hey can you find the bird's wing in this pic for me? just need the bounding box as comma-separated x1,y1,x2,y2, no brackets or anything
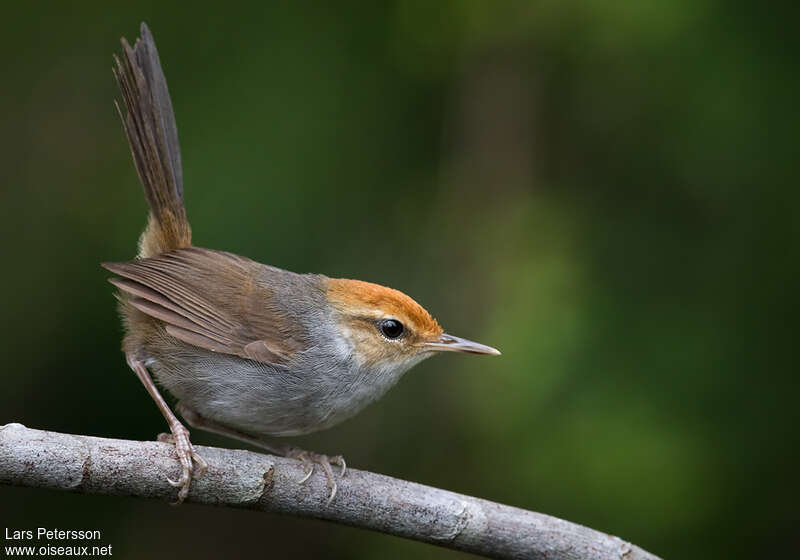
103,247,309,364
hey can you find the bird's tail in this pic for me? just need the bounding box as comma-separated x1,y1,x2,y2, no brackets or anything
113,22,190,258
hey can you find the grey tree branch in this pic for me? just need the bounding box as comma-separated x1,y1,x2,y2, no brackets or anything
0,423,660,560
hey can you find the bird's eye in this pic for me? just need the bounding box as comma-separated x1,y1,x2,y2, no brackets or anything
378,319,404,339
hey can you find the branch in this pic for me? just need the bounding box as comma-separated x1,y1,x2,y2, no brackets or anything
0,423,659,560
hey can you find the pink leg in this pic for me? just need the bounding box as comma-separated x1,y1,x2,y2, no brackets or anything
177,403,345,503
126,354,207,503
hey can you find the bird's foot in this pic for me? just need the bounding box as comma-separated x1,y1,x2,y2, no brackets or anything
157,424,208,504
285,447,346,504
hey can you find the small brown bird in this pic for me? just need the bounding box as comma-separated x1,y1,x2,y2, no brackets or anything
104,23,499,504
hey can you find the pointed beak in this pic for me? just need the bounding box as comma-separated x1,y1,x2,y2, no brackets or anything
422,333,501,356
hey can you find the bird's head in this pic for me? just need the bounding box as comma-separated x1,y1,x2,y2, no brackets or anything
326,278,499,374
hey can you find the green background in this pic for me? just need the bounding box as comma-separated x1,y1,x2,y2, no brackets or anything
1,2,797,558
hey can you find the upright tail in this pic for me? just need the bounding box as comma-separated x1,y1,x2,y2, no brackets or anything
113,22,191,258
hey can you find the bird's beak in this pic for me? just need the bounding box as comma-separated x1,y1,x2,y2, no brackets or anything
422,333,501,356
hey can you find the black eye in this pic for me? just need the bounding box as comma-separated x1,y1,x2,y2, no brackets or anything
379,319,404,339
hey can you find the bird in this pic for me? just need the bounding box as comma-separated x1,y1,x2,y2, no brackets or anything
104,22,500,504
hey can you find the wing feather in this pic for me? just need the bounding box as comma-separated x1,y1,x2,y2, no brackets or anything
103,247,306,364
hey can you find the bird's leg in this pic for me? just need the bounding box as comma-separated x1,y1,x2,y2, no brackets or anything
281,448,346,503
126,355,207,504
176,403,345,503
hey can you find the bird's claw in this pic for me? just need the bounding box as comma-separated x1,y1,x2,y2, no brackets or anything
296,456,315,484
287,448,346,504
331,455,346,478
158,425,207,504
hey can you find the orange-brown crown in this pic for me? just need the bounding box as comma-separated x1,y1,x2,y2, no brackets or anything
326,278,442,340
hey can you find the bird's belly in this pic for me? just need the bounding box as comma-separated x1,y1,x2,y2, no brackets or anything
149,350,400,437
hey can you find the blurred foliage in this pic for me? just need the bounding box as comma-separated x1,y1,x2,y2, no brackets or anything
1,1,797,559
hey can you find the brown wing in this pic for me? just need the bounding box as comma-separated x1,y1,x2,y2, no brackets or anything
103,247,307,364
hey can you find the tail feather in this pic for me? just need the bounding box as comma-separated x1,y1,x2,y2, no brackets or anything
114,22,190,257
